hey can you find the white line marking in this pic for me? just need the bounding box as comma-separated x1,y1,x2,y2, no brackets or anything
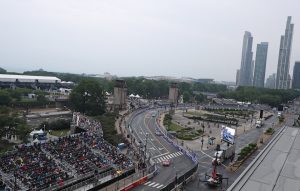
152,183,160,188
157,185,164,189
144,181,151,185
148,182,156,186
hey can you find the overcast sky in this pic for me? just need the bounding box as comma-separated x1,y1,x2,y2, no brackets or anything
0,0,299,81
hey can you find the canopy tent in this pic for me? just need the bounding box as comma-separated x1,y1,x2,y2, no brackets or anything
30,129,44,136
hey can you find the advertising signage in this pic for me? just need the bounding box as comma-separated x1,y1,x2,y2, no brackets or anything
221,125,235,144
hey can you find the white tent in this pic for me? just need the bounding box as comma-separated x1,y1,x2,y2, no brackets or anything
32,138,40,143
30,129,44,136
129,94,135,98
135,94,140,98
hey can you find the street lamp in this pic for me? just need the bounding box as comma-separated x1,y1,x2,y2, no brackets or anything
142,133,149,176
201,123,205,150
83,91,88,114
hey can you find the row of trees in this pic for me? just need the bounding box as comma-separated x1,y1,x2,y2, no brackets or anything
0,106,30,142
0,88,49,107
218,86,300,107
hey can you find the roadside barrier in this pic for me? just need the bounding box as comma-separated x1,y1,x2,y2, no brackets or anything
118,176,148,191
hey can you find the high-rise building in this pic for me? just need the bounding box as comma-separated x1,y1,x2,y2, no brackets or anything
292,62,300,89
236,69,240,86
238,31,253,86
265,73,276,89
253,42,269,87
276,16,294,89
250,60,255,85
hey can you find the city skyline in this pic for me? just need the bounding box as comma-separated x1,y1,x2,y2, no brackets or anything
0,1,300,81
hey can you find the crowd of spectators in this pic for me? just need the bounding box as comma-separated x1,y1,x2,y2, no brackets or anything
0,144,71,191
0,113,134,191
42,133,110,175
73,112,103,134
81,132,134,170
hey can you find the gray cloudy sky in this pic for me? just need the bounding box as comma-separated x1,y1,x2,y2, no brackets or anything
0,0,299,81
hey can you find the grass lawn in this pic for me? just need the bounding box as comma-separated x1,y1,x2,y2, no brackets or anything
186,111,201,116
168,122,183,132
50,129,70,137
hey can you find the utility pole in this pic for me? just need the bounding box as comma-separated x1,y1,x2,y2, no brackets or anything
143,133,149,176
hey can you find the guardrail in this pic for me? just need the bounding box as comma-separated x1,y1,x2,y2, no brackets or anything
154,112,198,163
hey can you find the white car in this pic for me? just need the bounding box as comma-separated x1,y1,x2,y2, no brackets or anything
278,112,282,117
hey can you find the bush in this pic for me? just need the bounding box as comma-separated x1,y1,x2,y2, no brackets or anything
237,143,257,161
40,119,71,131
265,128,274,134
279,116,285,123
93,113,124,146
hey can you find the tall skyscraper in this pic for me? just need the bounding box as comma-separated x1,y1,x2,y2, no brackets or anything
276,16,294,89
292,62,300,89
253,42,269,87
265,73,276,89
238,31,253,86
250,60,255,85
236,69,240,86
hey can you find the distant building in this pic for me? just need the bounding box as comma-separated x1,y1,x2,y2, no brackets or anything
113,80,127,110
265,73,276,89
292,62,300,89
169,82,179,105
253,42,269,87
238,31,254,86
250,60,255,85
236,69,240,86
0,74,61,89
276,16,294,89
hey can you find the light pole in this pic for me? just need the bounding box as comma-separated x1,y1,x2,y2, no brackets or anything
201,123,205,150
143,133,149,176
83,91,88,115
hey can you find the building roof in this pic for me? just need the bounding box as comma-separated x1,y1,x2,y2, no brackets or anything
228,126,300,191
0,74,61,83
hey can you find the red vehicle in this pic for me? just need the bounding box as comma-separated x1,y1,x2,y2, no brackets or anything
162,159,171,166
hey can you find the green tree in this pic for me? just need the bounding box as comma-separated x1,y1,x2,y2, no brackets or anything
195,93,206,103
0,90,11,106
70,79,106,115
183,91,192,103
0,106,30,141
0,67,7,74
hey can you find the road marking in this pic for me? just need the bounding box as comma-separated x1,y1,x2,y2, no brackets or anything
144,181,151,185
148,182,156,186
157,185,164,189
154,151,184,163
152,183,160,188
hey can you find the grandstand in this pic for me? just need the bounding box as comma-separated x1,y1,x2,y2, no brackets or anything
0,74,62,89
0,113,135,191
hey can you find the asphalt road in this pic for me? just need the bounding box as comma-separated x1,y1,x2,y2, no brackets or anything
129,109,195,191
185,113,280,191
